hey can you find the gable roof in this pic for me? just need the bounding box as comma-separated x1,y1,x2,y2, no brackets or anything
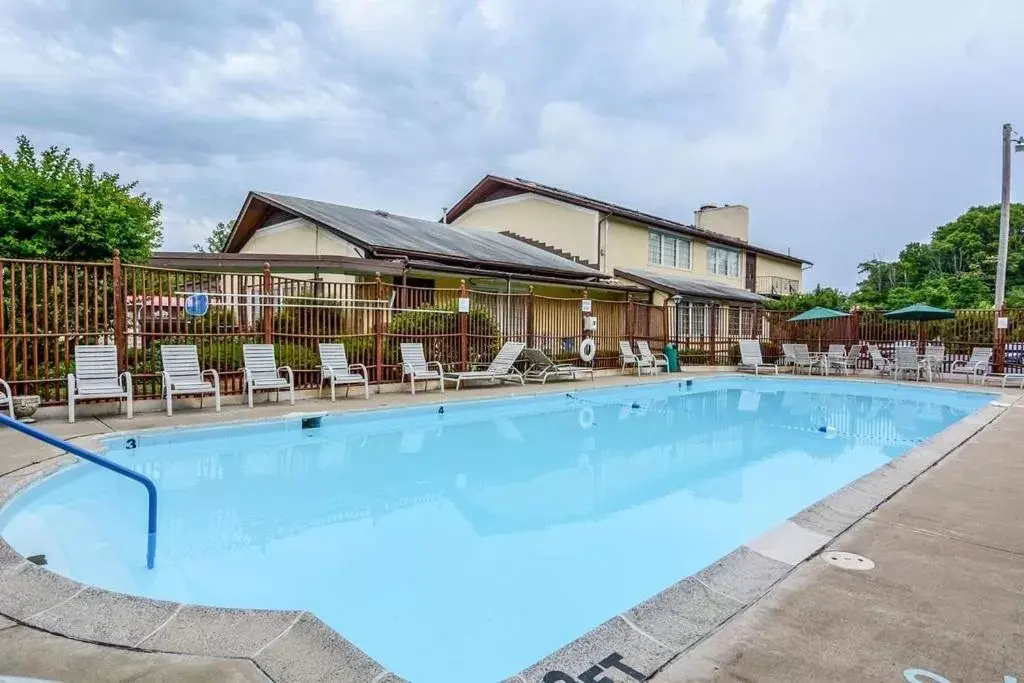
445,175,810,266
614,267,767,303
224,191,609,280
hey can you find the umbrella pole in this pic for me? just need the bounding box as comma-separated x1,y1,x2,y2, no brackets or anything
917,321,925,354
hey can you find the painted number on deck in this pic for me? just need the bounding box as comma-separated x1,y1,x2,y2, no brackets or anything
543,653,643,683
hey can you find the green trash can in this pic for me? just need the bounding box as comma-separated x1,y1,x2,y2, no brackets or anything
664,343,680,373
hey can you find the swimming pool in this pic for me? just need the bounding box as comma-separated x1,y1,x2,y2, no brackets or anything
0,377,992,682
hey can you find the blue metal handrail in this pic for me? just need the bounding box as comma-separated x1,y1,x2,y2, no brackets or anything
0,415,157,569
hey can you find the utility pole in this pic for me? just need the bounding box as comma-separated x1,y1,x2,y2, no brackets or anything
995,123,1012,308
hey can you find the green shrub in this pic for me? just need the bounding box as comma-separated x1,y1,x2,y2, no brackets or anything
677,346,709,365
386,302,500,367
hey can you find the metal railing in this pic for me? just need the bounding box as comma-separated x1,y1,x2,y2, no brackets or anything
0,414,157,569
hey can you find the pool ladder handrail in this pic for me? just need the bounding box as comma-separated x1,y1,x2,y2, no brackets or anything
0,414,157,569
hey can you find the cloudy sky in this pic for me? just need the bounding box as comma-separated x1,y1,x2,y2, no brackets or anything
1,0,1021,289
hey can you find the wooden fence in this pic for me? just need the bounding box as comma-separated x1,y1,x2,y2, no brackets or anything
1,254,1020,405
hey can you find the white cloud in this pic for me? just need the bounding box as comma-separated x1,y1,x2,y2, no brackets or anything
466,73,507,125
314,0,444,63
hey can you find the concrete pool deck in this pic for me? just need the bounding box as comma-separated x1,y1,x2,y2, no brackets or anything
0,371,1019,682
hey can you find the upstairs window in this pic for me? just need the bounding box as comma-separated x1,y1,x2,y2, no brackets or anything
648,231,692,269
707,246,740,277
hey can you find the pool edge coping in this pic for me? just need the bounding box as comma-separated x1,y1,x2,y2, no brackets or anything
0,378,1014,683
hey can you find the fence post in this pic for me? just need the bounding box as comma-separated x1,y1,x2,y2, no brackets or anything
708,304,718,366
262,262,273,345
660,297,667,348
995,307,1007,374
459,279,469,371
112,250,127,373
627,294,635,346
374,273,384,385
526,286,535,348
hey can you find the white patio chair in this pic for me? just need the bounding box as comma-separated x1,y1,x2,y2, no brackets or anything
792,344,825,375
400,343,444,394
159,344,220,416
318,343,369,400
0,378,13,419
738,339,778,375
868,344,893,377
781,343,798,367
619,340,652,375
636,340,669,373
444,341,526,390
242,344,295,407
67,345,132,423
522,348,594,383
827,344,847,367
949,347,992,384
830,344,860,375
893,347,922,381
922,344,946,381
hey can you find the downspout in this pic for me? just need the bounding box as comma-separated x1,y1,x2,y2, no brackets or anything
597,212,613,274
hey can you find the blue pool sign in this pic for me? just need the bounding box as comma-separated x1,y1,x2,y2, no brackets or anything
184,293,209,317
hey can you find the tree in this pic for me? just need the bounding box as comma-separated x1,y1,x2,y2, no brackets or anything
850,203,1024,310
763,286,850,312
193,220,234,253
0,135,162,262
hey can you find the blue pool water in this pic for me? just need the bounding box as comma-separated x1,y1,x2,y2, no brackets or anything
0,377,991,681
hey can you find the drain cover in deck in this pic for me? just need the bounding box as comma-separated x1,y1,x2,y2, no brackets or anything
823,551,874,571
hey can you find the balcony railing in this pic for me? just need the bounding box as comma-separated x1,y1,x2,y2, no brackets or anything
753,275,800,297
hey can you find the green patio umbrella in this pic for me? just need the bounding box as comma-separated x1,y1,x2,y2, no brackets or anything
788,307,851,351
882,303,955,321
787,307,851,322
884,303,955,352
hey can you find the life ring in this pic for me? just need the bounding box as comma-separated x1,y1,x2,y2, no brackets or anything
578,406,595,429
579,338,597,363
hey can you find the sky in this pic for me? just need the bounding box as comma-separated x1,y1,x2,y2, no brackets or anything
1,0,1022,290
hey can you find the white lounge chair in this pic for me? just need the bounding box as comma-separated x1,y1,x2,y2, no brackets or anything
67,345,132,423
792,344,825,375
318,343,369,400
781,343,798,370
400,343,444,394
738,339,778,375
893,347,921,381
636,340,669,373
921,344,946,381
522,348,594,383
242,344,295,407
868,344,892,377
949,347,992,384
159,344,220,416
443,341,526,390
830,344,860,375
619,341,653,375
0,378,13,419
827,344,847,367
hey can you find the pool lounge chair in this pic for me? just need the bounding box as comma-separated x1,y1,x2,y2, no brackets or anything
636,340,669,373
619,341,653,375
242,344,295,408
827,344,847,368
949,347,992,384
921,344,946,381
893,347,922,381
159,344,221,416
781,343,798,370
792,344,825,375
830,344,861,375
400,343,444,394
868,344,892,377
67,345,133,423
522,348,594,383
443,341,526,390
0,378,13,419
318,342,369,400
738,339,778,375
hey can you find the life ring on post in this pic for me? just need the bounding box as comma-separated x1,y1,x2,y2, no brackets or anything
578,406,595,429
579,338,597,363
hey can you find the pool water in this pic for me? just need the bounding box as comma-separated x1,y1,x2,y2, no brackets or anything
0,377,991,682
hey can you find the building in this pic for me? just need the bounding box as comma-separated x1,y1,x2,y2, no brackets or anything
444,175,810,301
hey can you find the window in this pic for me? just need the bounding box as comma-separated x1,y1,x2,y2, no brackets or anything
648,231,691,269
707,246,740,277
